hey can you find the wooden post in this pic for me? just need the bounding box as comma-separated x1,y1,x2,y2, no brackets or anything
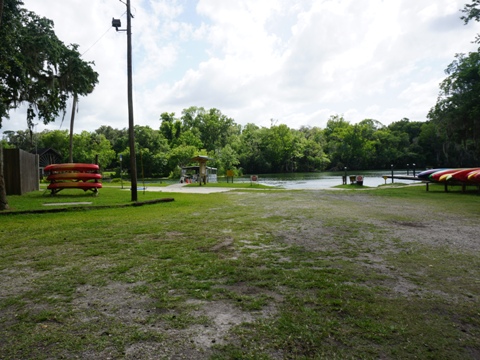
0,145,10,210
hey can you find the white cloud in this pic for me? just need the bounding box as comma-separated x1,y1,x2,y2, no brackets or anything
3,0,480,136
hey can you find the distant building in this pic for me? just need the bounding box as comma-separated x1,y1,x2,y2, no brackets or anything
32,148,63,176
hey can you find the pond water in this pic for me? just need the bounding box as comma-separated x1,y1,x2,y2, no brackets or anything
234,170,422,189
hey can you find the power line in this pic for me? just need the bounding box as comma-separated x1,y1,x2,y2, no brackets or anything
81,25,114,56
81,10,127,56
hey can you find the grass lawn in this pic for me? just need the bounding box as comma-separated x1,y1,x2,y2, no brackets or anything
1,184,479,359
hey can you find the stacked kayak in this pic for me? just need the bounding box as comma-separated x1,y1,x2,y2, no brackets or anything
417,168,480,184
45,163,102,194
417,169,446,180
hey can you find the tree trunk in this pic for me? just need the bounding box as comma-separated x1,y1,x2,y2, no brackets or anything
69,93,77,163
0,144,10,210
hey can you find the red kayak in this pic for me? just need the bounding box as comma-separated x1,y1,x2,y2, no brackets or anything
448,168,480,182
47,172,102,181
429,169,461,182
47,182,102,190
45,163,99,173
467,170,480,183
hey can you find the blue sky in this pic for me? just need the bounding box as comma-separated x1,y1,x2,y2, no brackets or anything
4,0,480,135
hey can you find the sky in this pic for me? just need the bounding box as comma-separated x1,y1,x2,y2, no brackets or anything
4,0,480,135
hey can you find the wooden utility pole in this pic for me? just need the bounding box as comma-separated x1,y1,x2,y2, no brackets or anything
126,0,137,201
112,0,137,201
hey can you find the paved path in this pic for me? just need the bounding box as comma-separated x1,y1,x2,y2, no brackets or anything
141,183,234,194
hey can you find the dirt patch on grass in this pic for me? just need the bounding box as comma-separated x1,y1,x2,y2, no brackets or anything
67,281,278,359
2,188,479,359
248,190,479,252
256,190,480,302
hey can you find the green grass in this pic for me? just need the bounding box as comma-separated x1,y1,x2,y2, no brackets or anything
5,187,172,212
1,185,479,358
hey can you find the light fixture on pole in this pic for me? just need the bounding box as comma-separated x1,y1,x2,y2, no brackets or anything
112,0,138,201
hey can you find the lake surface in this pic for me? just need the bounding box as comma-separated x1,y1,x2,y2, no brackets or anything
236,170,422,189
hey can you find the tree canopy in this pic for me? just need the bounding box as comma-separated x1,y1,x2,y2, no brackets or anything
3,111,453,180
426,0,480,166
1,1,97,128
0,0,98,210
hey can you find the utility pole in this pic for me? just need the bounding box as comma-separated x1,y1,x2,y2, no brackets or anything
126,0,137,201
113,0,137,201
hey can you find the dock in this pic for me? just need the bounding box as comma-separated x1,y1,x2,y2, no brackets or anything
382,175,421,182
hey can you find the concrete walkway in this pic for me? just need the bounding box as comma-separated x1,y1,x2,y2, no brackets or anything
141,183,234,194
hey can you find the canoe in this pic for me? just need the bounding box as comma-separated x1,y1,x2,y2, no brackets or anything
47,172,102,181
44,163,99,173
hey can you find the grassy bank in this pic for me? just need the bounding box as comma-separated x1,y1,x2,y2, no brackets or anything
1,186,479,359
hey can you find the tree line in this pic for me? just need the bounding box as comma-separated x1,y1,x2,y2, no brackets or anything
2,106,477,178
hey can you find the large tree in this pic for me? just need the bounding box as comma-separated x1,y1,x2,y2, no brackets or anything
427,51,480,166
422,1,480,167
180,106,237,152
0,0,98,210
